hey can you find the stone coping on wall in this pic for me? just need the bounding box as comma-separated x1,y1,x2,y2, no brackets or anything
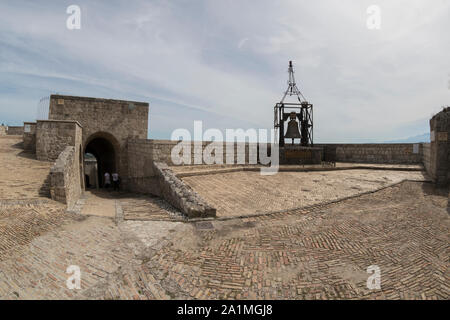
171,163,424,178
50,94,149,106
142,139,265,145
146,140,424,145
36,119,83,128
316,143,426,146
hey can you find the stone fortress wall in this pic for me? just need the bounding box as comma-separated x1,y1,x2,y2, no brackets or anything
428,107,449,186
36,120,83,162
48,95,149,189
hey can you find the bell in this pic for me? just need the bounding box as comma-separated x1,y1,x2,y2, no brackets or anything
284,113,301,140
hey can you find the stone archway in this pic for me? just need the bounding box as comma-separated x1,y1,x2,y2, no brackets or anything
84,132,120,188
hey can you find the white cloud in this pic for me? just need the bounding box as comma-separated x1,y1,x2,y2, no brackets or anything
0,0,449,141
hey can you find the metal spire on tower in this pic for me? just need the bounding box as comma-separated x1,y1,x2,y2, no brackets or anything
280,61,307,103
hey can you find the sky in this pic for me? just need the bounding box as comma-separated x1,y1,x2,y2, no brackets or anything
0,0,449,142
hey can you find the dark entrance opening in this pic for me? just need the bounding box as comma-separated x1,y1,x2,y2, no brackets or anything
84,134,117,188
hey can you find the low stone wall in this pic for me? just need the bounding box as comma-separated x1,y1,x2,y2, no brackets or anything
6,126,24,135
49,146,82,209
0,125,6,136
153,162,216,218
318,143,423,164
36,120,82,161
23,122,37,153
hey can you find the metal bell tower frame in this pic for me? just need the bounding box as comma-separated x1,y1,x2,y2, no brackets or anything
274,61,313,147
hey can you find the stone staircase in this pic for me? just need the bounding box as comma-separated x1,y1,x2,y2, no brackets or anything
39,173,51,198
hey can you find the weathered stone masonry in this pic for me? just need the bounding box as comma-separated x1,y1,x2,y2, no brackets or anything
23,122,36,153
50,146,83,209
422,143,431,178
318,143,423,164
428,107,449,186
48,94,149,189
35,120,84,208
36,120,83,162
6,126,23,135
153,162,216,218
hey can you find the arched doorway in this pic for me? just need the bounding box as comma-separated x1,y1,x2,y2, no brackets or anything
84,132,119,189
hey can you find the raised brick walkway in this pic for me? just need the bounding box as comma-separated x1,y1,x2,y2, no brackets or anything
182,169,427,218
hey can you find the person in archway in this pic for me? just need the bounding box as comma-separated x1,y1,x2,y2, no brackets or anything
104,172,111,189
112,172,120,191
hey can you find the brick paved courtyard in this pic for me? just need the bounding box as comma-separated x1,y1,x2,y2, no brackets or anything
0,136,448,300
0,180,447,299
136,181,449,300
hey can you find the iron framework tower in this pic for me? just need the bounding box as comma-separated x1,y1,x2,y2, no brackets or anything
274,61,313,147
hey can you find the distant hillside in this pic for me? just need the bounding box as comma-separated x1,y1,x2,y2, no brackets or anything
384,133,430,143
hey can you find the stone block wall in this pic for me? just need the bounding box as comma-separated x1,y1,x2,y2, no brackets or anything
153,162,216,218
36,120,82,161
49,146,83,209
127,139,272,194
23,122,37,153
422,143,431,178
6,126,24,135
0,125,6,136
49,95,148,142
149,140,268,165
48,94,149,188
317,143,423,164
429,107,449,186
127,139,159,195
